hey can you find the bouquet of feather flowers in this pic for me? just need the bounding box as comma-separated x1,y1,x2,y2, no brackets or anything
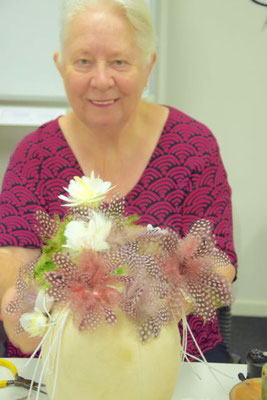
6,172,234,400
7,171,232,344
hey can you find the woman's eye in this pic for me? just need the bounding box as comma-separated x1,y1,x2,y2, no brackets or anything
77,59,90,66
114,60,126,67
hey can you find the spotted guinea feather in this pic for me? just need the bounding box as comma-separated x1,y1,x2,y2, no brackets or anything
52,253,77,281
79,307,102,331
34,210,59,240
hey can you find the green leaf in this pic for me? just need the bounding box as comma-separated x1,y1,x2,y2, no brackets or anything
34,216,71,282
114,267,124,275
124,214,140,226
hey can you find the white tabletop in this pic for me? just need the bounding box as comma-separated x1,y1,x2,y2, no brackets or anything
0,358,246,400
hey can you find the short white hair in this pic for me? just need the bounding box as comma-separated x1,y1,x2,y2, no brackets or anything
59,0,155,64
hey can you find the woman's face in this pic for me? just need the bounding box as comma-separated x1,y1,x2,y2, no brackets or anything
55,6,156,131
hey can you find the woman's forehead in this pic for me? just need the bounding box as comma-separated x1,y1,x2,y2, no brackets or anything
65,7,136,44
63,8,141,56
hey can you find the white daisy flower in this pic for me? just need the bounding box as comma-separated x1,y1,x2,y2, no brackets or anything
58,172,114,207
64,211,112,252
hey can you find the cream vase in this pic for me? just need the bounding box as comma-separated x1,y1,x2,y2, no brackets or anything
42,310,181,400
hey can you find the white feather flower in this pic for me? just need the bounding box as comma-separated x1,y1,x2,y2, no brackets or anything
58,172,113,207
64,212,112,252
20,291,53,337
20,312,48,337
147,224,168,234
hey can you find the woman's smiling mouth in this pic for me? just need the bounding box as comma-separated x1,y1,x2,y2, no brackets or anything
89,99,118,107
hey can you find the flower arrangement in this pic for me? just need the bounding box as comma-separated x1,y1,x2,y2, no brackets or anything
7,171,232,344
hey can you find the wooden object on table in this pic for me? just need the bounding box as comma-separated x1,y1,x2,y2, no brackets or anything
262,363,267,400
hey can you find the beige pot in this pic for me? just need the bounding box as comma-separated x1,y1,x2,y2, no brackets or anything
42,310,181,400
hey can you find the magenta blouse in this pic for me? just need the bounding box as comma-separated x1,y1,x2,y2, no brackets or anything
0,106,237,358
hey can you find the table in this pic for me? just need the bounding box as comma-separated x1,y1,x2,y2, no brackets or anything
0,358,246,400
173,362,246,399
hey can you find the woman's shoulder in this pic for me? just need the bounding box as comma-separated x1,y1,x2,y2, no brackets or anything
163,105,220,153
10,118,63,163
165,106,212,134
19,118,62,146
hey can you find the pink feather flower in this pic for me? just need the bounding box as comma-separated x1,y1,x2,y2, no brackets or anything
46,250,122,330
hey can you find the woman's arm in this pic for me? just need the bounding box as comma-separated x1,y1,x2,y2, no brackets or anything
216,263,236,284
180,120,238,274
0,246,41,353
0,247,40,305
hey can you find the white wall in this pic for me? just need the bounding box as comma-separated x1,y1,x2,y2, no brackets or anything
156,0,267,316
0,0,65,102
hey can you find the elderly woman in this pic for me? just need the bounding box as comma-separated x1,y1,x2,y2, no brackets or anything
0,0,236,362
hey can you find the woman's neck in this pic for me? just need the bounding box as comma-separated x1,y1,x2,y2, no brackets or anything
64,101,149,156
58,102,168,185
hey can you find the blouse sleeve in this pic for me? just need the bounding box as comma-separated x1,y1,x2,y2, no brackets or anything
0,134,45,248
180,128,237,270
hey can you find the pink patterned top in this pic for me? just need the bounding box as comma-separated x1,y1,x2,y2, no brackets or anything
0,106,237,358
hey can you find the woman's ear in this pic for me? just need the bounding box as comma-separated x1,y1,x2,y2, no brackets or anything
151,52,157,69
53,52,63,76
146,52,157,79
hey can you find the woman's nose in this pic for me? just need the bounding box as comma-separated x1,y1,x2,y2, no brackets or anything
90,64,115,91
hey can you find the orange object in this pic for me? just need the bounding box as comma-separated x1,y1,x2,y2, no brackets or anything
229,378,261,400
